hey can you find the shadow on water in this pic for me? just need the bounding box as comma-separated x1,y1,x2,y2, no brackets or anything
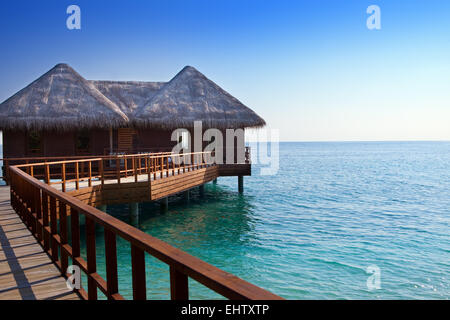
109,184,255,242
75,182,258,299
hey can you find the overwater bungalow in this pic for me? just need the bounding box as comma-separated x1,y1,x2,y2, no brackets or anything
0,63,268,212
0,63,265,159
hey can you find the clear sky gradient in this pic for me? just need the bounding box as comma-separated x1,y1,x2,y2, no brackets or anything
0,0,449,141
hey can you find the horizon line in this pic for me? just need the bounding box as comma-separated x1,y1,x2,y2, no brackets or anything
265,139,450,143
0,140,450,145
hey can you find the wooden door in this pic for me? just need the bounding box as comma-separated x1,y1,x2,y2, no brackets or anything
117,128,136,153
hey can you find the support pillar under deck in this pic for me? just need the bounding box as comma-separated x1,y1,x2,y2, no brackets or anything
160,197,168,211
130,202,140,226
238,176,244,194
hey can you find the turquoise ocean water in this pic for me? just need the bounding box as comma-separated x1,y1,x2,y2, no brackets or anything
2,142,449,299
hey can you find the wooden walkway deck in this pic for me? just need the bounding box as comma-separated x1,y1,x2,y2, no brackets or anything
0,186,80,300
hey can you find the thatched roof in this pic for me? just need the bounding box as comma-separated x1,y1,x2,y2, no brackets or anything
133,66,266,129
0,64,265,131
91,80,165,117
0,64,129,131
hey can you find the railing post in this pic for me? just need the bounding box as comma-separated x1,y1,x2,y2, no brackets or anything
145,157,149,175
137,155,141,175
59,202,69,276
150,157,152,184
172,156,175,175
88,161,92,187
42,191,50,251
26,181,32,229
134,157,138,183
21,181,28,229
176,155,180,175
45,164,50,184
99,159,104,186
75,162,79,190
151,157,154,180
131,244,146,300
61,163,66,192
86,217,98,300
34,186,42,243
49,196,59,262
166,156,169,177
70,208,81,272
170,267,189,300
104,229,119,299
25,182,35,234
116,158,121,184
124,157,128,178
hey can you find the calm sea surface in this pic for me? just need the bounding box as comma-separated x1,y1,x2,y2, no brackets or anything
2,142,449,299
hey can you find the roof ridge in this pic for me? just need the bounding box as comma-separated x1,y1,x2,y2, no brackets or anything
89,80,166,85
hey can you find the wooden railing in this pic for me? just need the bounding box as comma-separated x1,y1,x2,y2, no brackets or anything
11,151,215,191
0,154,158,185
1,155,102,184
104,146,173,155
8,159,282,300
1,148,250,185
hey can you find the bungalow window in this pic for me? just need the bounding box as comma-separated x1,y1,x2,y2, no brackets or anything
76,130,91,154
27,131,42,154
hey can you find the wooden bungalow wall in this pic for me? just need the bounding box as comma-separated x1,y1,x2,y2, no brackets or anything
2,127,245,161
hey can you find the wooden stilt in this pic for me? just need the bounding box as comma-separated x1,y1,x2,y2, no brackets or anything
238,176,243,193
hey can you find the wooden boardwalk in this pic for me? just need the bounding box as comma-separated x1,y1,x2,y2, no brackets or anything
0,186,80,300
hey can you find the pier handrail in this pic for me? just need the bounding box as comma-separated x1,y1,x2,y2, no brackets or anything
1,147,251,184
0,152,172,183
8,162,282,300
9,151,216,191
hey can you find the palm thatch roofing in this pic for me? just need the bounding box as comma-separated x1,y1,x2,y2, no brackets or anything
0,64,129,131
0,63,265,131
91,80,165,117
133,66,266,129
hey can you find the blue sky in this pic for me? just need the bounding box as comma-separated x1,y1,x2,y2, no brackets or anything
0,0,449,141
